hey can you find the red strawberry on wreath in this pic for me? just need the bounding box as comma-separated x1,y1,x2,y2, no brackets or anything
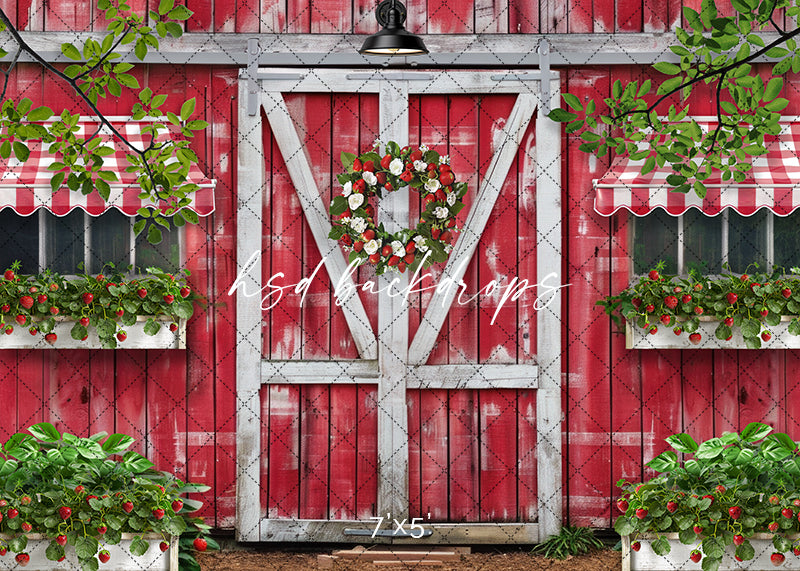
328,141,468,276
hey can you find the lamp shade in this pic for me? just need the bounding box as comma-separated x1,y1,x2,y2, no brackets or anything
359,0,429,56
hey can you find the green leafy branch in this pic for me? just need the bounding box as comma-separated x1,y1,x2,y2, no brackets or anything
0,0,208,244
549,0,800,199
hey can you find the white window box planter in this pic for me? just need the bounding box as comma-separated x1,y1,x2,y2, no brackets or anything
0,534,177,570
625,316,800,350
623,533,800,570
0,317,185,350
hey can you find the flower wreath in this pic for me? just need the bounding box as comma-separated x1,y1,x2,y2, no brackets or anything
328,141,467,275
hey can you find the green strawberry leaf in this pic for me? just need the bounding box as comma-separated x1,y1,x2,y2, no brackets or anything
75,535,98,559
614,517,634,536
129,535,149,557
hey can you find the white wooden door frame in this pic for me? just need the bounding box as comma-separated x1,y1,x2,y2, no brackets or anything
235,69,562,543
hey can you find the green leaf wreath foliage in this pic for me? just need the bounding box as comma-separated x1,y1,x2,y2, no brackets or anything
548,0,800,199
0,0,209,244
616,422,800,571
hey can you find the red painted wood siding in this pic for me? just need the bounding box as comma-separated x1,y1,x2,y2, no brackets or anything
3,0,703,33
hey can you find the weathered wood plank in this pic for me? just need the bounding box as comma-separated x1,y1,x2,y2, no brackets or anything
356,385,379,519
420,389,449,521
267,385,301,519
479,390,517,521
408,93,538,365
534,77,562,539
299,385,330,518
328,385,358,519
377,79,410,520
258,519,539,543
448,390,479,521
235,78,265,541
262,92,377,360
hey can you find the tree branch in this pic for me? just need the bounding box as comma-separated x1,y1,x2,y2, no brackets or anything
612,25,800,122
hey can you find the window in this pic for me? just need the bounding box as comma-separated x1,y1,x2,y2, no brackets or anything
633,209,800,275
0,209,182,275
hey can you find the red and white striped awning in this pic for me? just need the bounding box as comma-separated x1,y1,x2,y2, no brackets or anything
594,122,800,217
0,119,215,217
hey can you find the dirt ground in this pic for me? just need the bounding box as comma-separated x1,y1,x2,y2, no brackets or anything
196,546,622,570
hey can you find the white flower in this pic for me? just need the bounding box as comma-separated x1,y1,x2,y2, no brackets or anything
391,240,405,256
444,244,453,254
414,160,427,173
350,217,368,234
364,239,380,255
341,181,352,197
389,158,404,176
424,178,440,193
419,144,429,153
340,216,351,226
446,192,457,206
413,235,429,253
362,171,377,186
434,206,449,220
417,241,429,253
348,193,365,210
439,155,450,165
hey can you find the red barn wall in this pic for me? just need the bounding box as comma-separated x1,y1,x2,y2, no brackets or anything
0,0,794,531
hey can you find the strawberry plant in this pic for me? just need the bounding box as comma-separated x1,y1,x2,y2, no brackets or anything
0,422,213,570
616,422,800,570
0,261,199,348
598,261,800,348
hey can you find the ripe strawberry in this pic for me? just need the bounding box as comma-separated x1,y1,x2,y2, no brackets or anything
160,541,170,552
772,553,786,566
116,331,127,342
664,295,678,309
28,328,37,335
660,315,671,326
761,308,769,317
784,288,793,299
36,294,47,304
96,274,105,282
3,326,12,335
169,323,178,332
180,287,191,298
361,229,375,241
20,522,31,532
693,525,703,534
794,499,800,507
690,550,701,563
86,495,98,504
80,317,90,327
14,553,29,567
666,501,678,513
45,333,57,344
381,244,393,257
770,521,780,532
771,495,781,504
14,315,25,326
648,325,658,335
681,294,692,304
172,499,183,513
733,534,744,546
59,506,71,520
645,304,655,313
152,508,165,520
0,499,7,507
49,283,58,292
631,541,641,552
784,508,794,519
137,287,147,299
794,546,800,556
726,292,738,304
163,295,174,304
689,333,702,345
98,550,110,563
617,499,629,513
694,306,704,315
0,547,6,556
82,292,94,304
741,274,749,282
122,501,134,513
19,296,33,309
715,485,726,494
75,486,84,495
3,270,14,281
694,283,703,291
763,331,773,342
49,306,59,315
0,305,8,313
648,270,660,280
97,525,107,534
368,253,380,264
724,317,734,327
56,534,67,546
631,297,642,309
7,508,17,519
729,506,742,519
635,508,648,519
115,308,124,317
193,538,208,552
673,327,682,335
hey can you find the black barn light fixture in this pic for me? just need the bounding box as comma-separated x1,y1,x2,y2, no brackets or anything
359,0,429,56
